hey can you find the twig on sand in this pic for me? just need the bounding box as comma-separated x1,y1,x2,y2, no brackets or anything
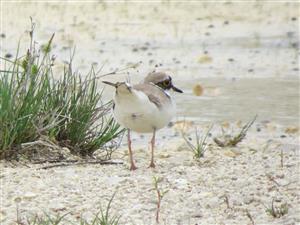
266,173,281,186
38,160,123,170
280,149,284,168
246,209,255,225
265,198,289,218
221,195,256,224
222,195,231,209
33,159,79,164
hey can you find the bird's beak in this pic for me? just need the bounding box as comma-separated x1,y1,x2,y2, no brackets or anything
171,85,183,93
102,81,118,88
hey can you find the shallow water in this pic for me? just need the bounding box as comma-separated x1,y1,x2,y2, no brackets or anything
176,77,299,126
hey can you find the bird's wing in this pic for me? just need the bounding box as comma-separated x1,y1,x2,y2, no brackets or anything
133,83,171,109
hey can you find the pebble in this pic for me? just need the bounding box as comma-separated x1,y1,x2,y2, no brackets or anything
284,127,299,134
207,197,219,208
4,53,12,58
193,84,204,96
158,153,170,158
23,192,37,200
197,55,213,64
140,46,148,51
243,197,255,204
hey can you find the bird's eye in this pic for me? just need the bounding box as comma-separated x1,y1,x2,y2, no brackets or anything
163,80,170,86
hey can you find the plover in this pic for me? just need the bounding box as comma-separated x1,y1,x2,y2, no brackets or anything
103,72,183,170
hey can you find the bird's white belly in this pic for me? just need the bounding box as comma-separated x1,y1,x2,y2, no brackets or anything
113,93,175,133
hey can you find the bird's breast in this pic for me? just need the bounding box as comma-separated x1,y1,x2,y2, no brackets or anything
113,91,175,133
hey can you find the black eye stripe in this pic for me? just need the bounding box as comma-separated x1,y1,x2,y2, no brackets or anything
156,78,172,90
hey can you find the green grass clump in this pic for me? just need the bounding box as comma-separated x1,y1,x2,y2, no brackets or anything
0,25,124,160
80,192,120,225
22,213,69,225
183,125,213,159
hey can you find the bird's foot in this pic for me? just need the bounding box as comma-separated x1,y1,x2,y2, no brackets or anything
148,162,156,168
130,164,138,171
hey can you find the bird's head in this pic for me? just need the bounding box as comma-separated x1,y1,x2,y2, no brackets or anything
143,72,183,93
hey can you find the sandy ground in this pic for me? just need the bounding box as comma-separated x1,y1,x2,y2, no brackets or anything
1,122,299,224
0,1,299,225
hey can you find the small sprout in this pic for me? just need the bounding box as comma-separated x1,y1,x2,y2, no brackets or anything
25,213,69,225
153,176,168,224
96,190,121,225
213,115,257,147
266,199,288,218
183,125,213,159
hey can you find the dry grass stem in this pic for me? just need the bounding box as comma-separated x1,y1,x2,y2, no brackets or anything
265,199,289,218
213,115,257,147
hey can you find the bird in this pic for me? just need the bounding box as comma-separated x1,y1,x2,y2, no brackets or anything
103,72,183,170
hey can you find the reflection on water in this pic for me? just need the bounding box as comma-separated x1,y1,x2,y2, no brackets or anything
175,77,299,126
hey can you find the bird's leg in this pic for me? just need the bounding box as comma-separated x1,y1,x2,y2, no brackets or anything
149,129,156,168
127,129,137,170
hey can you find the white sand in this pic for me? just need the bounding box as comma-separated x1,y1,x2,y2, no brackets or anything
1,122,299,224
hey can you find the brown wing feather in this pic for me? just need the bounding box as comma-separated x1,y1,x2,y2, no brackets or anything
133,83,171,109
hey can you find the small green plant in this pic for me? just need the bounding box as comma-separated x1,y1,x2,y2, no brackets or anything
80,191,120,225
183,125,213,158
265,199,288,218
213,116,257,147
153,176,168,224
23,213,69,225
